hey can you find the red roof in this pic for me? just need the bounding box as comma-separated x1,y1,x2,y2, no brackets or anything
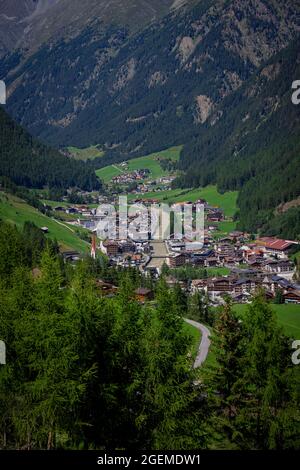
266,240,292,251
258,237,293,251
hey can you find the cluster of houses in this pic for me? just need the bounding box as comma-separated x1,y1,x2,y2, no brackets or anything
53,205,96,218
100,239,151,268
190,275,300,305
112,169,150,185
43,191,300,306
97,231,299,304
94,279,154,303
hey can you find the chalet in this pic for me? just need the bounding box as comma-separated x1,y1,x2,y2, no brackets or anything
135,287,154,303
78,219,96,230
204,257,218,267
283,290,300,304
165,276,187,290
223,257,236,267
192,256,205,266
248,257,265,269
263,260,295,278
66,207,78,215
232,291,252,303
120,240,136,253
96,280,118,296
62,251,81,263
218,237,233,244
207,210,223,222
215,242,235,258
191,279,208,293
207,277,233,301
232,279,258,296
169,252,186,268
54,206,66,212
168,241,186,252
126,253,143,265
231,267,263,280
264,275,295,294
242,246,264,261
229,231,245,242
192,249,215,261
101,240,119,257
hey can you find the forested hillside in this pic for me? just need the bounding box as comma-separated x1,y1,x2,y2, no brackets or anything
0,107,100,190
3,0,299,153
175,39,300,236
0,0,176,58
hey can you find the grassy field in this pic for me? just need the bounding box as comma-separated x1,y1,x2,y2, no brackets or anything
233,303,300,339
68,145,104,161
215,220,237,235
96,146,182,183
128,185,238,218
206,267,231,277
168,186,238,218
42,199,99,210
96,165,124,182
0,193,90,253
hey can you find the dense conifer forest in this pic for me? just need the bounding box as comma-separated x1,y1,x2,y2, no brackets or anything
0,221,299,450
0,107,100,191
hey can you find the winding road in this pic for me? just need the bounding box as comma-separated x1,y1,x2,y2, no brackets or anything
185,319,211,368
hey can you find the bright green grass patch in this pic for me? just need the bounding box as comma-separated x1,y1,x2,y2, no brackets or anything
96,146,182,183
0,193,89,253
42,199,99,210
216,220,237,234
168,186,238,218
233,303,300,338
68,145,104,161
183,322,202,360
206,267,231,277
126,146,181,179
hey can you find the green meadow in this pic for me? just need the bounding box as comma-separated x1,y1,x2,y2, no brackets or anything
233,303,300,339
96,165,124,182
128,185,238,218
96,146,182,183
68,145,104,161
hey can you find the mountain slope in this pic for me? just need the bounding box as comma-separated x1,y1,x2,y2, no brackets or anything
0,0,59,57
0,192,89,252
0,0,176,58
175,38,300,236
0,106,100,190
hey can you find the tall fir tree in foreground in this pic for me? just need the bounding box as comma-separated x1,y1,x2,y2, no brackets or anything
207,295,300,449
